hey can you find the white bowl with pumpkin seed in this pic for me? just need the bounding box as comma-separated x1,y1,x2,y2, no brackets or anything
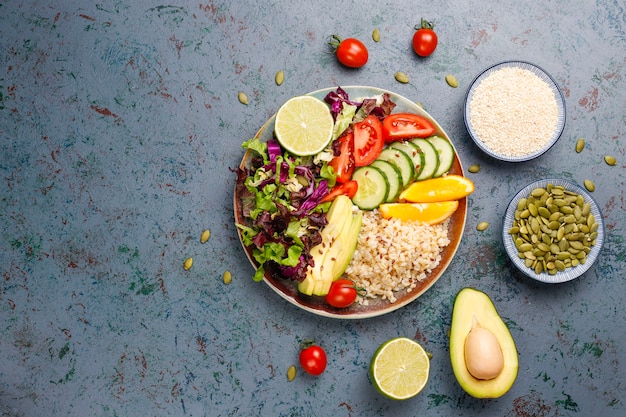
502,179,605,283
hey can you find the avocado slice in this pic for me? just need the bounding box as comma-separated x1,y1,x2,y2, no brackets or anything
449,288,518,398
298,196,355,296
329,210,362,279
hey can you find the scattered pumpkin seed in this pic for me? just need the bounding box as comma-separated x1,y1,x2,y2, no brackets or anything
223,270,232,285
275,70,284,86
604,155,616,166
395,71,409,84
287,365,297,381
468,164,481,173
583,179,595,192
183,257,193,271
476,221,489,231
200,229,211,243
372,28,381,42
238,91,249,105
575,138,585,153
445,74,459,88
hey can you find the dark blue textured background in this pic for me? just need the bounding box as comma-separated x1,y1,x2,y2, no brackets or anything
1,1,624,416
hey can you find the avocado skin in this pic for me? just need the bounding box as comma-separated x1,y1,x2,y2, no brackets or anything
449,287,519,399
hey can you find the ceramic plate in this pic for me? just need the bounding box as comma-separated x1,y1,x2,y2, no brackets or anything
234,86,467,318
502,178,604,283
464,61,566,162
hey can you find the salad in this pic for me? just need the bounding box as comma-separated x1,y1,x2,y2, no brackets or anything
235,87,400,282
234,86,464,294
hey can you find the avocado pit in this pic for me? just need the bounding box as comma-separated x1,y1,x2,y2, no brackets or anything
464,318,504,380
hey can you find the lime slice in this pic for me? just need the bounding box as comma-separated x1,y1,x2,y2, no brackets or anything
274,95,334,156
369,337,430,400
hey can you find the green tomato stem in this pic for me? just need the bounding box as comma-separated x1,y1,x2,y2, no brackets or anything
416,18,435,31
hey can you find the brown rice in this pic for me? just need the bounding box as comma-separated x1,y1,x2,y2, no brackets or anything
344,210,450,304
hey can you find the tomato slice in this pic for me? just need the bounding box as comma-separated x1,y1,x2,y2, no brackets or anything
382,113,436,142
353,116,384,167
320,180,358,203
328,133,355,183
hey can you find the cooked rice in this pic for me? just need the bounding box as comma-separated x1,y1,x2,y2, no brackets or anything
344,209,450,304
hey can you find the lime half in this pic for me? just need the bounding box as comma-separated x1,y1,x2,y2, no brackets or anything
369,337,430,400
274,95,334,156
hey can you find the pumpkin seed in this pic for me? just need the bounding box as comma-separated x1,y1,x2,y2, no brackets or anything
517,198,528,211
531,188,546,197
200,229,211,243
582,202,591,216
538,207,551,218
549,211,562,222
476,221,489,231
223,270,232,285
604,155,616,166
575,138,585,153
287,365,297,381
537,242,551,252
550,243,560,255
238,91,249,105
395,71,409,84
372,28,381,42
583,179,595,192
183,257,193,271
275,70,285,86
468,164,481,173
445,74,459,88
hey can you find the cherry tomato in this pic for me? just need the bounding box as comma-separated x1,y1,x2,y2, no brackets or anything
412,19,438,57
329,35,368,68
353,115,384,166
299,344,327,376
325,279,359,308
328,133,355,183
320,181,358,203
382,113,436,142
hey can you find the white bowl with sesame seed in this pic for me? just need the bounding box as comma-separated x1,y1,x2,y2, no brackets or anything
464,61,566,162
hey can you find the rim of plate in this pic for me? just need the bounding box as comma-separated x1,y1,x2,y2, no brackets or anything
502,178,605,283
234,86,467,319
464,60,566,162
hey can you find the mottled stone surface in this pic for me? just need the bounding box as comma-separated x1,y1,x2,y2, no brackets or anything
1,1,624,416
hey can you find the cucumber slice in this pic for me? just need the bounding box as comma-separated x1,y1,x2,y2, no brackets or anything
427,136,455,178
376,148,414,187
351,166,389,210
388,141,425,180
370,160,403,202
410,138,439,180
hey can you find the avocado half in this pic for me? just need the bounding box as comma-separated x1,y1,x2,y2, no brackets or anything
449,287,518,399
